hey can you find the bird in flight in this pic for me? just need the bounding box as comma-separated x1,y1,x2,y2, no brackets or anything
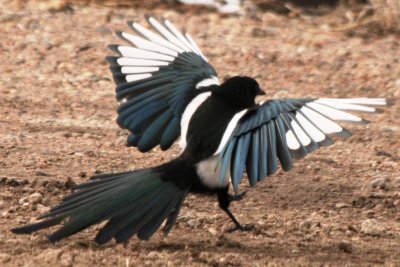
12,17,387,244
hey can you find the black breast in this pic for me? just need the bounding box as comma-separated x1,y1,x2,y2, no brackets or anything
182,94,242,163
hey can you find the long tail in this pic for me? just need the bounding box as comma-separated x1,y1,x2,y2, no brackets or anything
12,160,192,244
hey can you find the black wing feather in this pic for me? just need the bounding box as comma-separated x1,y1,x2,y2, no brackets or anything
217,98,385,190
108,18,219,151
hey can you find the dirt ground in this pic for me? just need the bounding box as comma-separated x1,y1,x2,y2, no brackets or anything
1,1,399,266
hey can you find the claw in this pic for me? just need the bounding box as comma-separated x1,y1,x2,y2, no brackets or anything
228,190,247,202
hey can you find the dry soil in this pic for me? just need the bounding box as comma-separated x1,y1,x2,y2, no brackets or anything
0,1,399,266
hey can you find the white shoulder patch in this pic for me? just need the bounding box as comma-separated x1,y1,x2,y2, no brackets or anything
195,76,220,89
179,92,212,151
214,109,248,155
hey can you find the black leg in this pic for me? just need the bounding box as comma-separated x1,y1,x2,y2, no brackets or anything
217,188,254,232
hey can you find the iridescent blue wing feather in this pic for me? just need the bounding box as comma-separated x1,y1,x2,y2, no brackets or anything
217,98,386,191
107,17,219,152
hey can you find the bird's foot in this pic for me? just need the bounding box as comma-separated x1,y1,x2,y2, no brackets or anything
228,190,247,202
227,223,256,233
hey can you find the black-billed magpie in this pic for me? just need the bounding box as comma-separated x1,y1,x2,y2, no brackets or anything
12,17,387,244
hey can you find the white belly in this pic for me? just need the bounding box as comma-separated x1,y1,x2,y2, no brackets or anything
195,155,230,189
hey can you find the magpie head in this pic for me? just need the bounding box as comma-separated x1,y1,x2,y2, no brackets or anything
217,76,265,108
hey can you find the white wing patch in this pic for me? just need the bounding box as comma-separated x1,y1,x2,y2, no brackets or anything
315,99,376,112
290,116,312,146
147,17,189,52
179,92,212,151
117,46,175,61
185,33,208,60
164,20,196,52
125,73,152,82
318,98,386,105
295,113,326,142
285,98,386,150
300,106,343,134
121,66,159,74
121,32,178,56
307,102,363,122
117,58,169,67
113,17,215,84
286,130,300,150
131,22,184,53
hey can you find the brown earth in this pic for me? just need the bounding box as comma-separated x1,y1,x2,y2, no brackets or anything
1,1,399,266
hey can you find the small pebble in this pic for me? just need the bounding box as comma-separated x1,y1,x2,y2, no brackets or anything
303,234,314,242
298,220,312,230
335,202,350,209
37,248,62,263
361,219,383,236
146,251,161,260
8,206,17,213
37,204,50,213
22,186,34,192
28,192,43,204
187,218,201,228
208,227,218,236
60,252,74,267
370,177,389,190
18,197,28,205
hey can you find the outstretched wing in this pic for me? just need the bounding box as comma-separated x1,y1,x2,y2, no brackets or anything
215,98,386,191
107,17,219,152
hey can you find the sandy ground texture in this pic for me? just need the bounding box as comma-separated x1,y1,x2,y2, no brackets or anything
1,1,400,266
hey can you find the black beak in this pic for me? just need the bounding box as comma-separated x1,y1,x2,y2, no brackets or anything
257,88,266,96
